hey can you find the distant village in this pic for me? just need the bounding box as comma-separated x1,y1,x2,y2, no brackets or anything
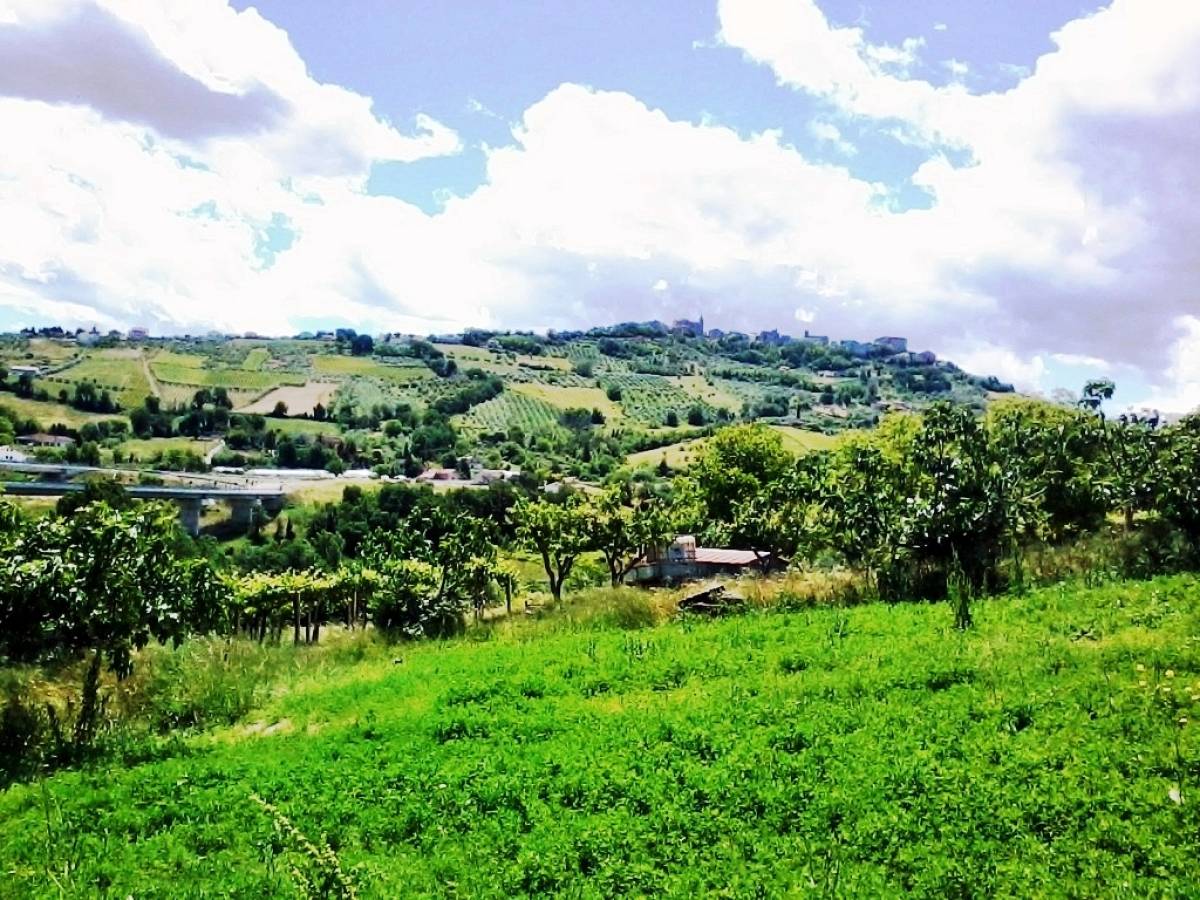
10,320,931,366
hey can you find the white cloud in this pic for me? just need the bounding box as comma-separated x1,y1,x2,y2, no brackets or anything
808,120,857,155
3,0,1200,414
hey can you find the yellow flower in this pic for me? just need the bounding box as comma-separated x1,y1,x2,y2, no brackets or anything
1179,716,1189,727
1136,663,1146,672
1166,670,1175,678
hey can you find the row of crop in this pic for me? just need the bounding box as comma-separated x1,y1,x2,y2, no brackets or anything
150,363,307,390
602,374,721,427
459,391,565,435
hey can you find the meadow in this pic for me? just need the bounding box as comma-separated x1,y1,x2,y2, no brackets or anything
1,575,1198,896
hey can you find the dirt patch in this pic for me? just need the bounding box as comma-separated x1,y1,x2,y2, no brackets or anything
237,381,337,416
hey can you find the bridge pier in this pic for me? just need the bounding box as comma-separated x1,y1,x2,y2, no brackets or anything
177,498,202,536
229,497,260,531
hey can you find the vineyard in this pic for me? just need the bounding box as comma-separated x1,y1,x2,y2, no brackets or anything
240,347,270,370
310,355,431,384
458,390,566,435
36,349,153,408
150,362,307,392
602,373,722,426
511,382,624,422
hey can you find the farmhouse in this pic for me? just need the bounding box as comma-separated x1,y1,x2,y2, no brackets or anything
16,433,75,448
874,335,908,354
0,446,31,462
629,535,773,584
8,364,43,377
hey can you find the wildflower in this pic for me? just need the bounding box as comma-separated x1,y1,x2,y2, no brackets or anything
1136,663,1145,672
1179,716,1189,727
1169,787,1183,805
1166,670,1175,678
1139,680,1148,687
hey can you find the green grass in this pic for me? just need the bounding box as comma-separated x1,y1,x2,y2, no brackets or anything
151,363,306,391
266,417,343,437
241,348,270,371
3,575,1200,895
310,355,431,384
119,437,218,462
627,425,836,469
36,349,153,408
0,395,128,430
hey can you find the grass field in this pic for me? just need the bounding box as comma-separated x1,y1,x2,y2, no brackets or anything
512,382,624,421
241,347,270,370
37,349,153,408
310,356,431,384
2,575,1199,895
627,425,836,468
264,417,344,437
672,374,743,412
237,382,338,416
119,437,218,462
0,394,128,429
151,363,306,392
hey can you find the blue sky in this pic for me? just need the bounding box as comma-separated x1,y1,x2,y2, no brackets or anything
232,0,1085,213
0,0,1196,412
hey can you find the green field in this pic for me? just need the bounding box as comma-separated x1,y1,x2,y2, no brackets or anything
0,394,128,430
119,437,218,462
36,349,153,408
627,424,836,468
310,355,431,384
151,362,306,391
2,575,1199,895
241,347,270,370
458,390,565,434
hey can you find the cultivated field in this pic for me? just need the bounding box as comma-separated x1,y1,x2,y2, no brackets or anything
627,424,836,468
2,576,1198,895
512,382,624,421
309,355,431,384
238,381,338,416
0,395,127,430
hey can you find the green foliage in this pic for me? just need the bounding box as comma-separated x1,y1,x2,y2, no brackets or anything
3,577,1200,894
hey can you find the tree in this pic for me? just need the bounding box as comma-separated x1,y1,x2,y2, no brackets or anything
588,487,673,586
690,423,792,529
513,495,590,601
271,401,289,418
1154,415,1200,553
350,334,375,356
0,501,224,710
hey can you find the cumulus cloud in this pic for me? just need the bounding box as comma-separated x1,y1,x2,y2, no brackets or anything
717,0,1200,410
3,0,1200,414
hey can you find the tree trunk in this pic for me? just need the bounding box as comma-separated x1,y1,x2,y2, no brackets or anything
505,582,512,616
293,595,301,645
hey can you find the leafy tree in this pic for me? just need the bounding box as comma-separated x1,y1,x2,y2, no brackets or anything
690,423,792,530
513,494,591,601
588,487,673,586
1154,415,1200,553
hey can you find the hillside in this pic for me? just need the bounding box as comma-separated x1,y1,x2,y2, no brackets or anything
0,325,1012,484
1,576,1197,896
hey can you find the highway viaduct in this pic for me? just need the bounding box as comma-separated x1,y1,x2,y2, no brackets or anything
0,482,285,535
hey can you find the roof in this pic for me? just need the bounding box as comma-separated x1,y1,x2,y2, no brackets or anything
694,547,764,566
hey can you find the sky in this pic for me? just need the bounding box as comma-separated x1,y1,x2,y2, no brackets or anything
0,0,1197,411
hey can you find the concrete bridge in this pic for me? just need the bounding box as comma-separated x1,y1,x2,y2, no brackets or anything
0,482,285,535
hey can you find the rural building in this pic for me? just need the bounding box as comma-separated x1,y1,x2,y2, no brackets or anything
0,446,31,462
802,329,829,345
839,339,873,357
416,467,458,482
671,317,704,337
875,336,908,353
471,466,521,485
16,433,75,448
629,535,773,584
128,326,149,340
8,364,43,377
757,329,790,346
